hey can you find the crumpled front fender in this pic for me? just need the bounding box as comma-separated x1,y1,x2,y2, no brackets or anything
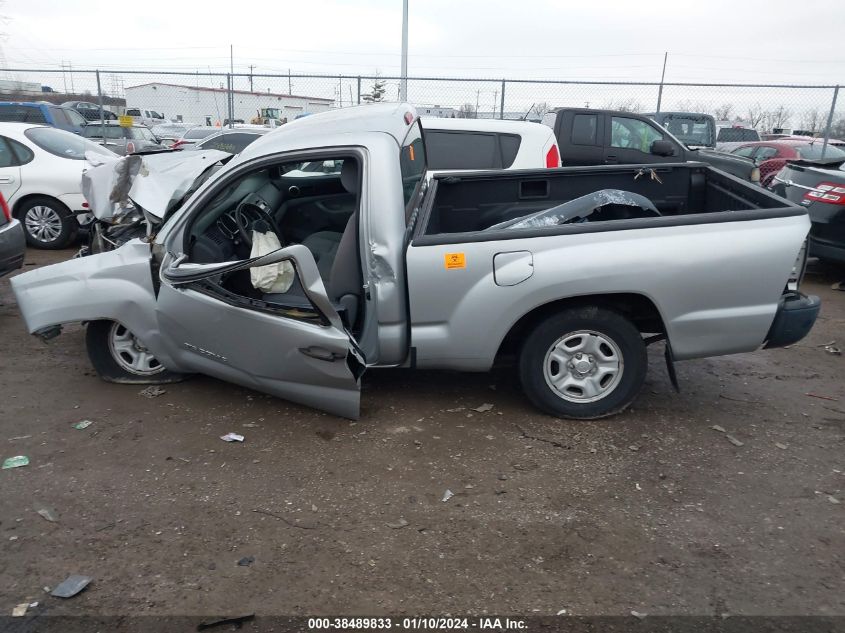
10,240,173,365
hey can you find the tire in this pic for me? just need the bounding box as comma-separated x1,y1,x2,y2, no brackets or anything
518,307,647,420
86,320,184,385
17,196,78,249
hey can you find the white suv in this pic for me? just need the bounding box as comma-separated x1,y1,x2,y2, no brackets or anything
420,117,560,173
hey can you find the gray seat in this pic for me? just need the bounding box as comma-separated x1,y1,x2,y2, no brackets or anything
264,160,362,326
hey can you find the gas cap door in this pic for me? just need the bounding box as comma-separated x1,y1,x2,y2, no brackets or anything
494,251,534,286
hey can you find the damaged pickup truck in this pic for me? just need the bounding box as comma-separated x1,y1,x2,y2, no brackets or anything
10,104,820,420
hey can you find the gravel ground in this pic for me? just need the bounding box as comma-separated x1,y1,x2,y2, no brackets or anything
0,248,843,619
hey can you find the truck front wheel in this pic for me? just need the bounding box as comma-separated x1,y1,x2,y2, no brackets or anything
519,307,647,419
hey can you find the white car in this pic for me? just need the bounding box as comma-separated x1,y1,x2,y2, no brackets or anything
0,123,116,248
421,116,561,173
125,107,166,128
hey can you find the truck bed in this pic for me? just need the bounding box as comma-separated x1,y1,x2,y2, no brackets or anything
415,162,798,243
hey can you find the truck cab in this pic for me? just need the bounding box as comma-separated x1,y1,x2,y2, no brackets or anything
546,108,759,182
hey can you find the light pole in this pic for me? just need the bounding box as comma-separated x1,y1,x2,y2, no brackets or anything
400,0,408,102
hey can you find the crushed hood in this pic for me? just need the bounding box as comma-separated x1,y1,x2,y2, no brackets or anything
82,149,232,220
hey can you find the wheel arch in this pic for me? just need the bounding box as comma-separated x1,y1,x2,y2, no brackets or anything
496,292,667,360
11,193,69,219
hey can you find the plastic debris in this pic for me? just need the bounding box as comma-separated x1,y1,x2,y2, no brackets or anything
139,386,166,398
631,611,647,620
12,603,28,617
386,518,409,529
441,489,454,502
237,556,255,566
805,393,839,402
473,403,494,413
556,609,567,615
72,420,94,430
824,345,841,355
725,435,744,447
711,425,727,434
2,456,29,470
35,505,59,523
220,433,244,442
775,442,788,450
51,575,92,598
829,496,841,505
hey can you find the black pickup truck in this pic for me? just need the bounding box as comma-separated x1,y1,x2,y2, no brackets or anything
544,108,760,183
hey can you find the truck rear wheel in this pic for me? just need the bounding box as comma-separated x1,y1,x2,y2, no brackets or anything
519,307,647,419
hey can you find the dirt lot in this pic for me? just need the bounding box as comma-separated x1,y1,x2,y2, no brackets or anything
0,247,843,619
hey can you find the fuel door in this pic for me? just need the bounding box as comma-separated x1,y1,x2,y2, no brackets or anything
493,251,534,287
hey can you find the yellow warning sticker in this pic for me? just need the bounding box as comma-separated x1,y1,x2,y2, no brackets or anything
118,115,133,128
444,252,466,269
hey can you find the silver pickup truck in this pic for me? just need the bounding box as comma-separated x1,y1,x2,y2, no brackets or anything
10,104,820,420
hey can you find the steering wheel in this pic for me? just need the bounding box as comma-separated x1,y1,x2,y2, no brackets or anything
234,201,282,247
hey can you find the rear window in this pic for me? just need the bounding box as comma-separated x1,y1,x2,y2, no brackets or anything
571,114,597,145
661,115,713,146
84,125,124,140
400,121,426,208
197,132,261,154
24,126,113,160
795,144,845,160
184,128,216,140
717,128,759,143
0,104,47,124
126,109,141,117
425,130,522,170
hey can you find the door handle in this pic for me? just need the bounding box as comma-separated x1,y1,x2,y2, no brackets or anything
0,176,14,184
299,346,345,362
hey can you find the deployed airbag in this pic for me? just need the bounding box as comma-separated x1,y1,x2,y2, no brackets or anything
249,230,295,294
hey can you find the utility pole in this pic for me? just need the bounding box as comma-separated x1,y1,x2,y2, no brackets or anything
655,51,668,113
248,65,254,92
288,68,292,94
475,89,480,119
400,0,408,101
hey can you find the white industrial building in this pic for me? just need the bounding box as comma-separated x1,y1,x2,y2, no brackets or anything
124,82,334,125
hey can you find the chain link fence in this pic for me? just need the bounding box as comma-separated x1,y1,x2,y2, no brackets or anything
2,68,842,141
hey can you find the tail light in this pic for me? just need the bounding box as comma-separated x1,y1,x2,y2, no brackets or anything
545,144,560,168
171,140,185,150
126,141,136,154
0,192,10,222
804,182,845,205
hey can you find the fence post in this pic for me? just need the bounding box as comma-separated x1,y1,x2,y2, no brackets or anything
500,79,506,120
95,69,106,140
226,73,233,128
821,85,839,160
357,76,361,105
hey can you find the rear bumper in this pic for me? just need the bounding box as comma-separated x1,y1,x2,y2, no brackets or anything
0,219,26,278
763,292,820,349
808,235,845,264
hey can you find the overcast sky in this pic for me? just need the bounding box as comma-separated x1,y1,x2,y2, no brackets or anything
3,0,845,84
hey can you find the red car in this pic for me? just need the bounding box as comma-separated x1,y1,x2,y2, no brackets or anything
730,140,845,187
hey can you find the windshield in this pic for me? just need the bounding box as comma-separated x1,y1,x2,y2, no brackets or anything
661,115,713,147
130,127,156,141
796,144,845,160
25,126,114,160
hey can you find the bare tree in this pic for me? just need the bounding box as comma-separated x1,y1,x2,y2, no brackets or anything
831,117,845,139
799,108,825,133
604,98,642,113
532,102,552,120
457,103,477,119
713,103,734,121
760,105,792,132
674,99,710,113
746,103,766,130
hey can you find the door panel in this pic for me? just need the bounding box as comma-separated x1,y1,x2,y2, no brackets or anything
0,137,22,201
156,246,362,418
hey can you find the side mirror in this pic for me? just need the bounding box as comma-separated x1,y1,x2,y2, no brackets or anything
650,139,676,157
